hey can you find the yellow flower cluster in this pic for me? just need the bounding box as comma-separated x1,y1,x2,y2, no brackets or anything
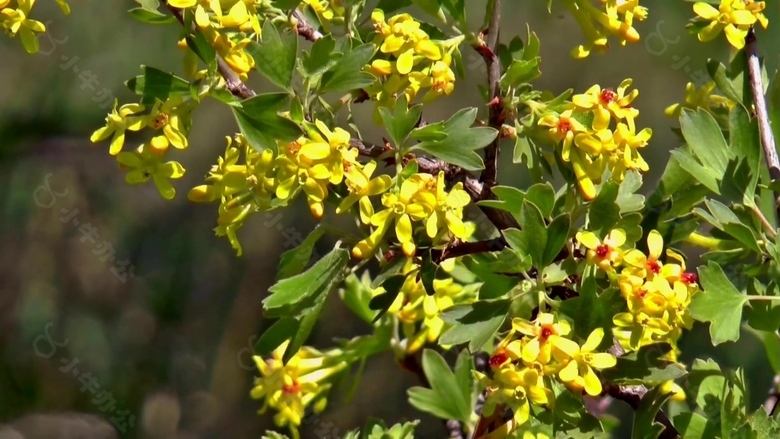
1,0,69,54
371,258,476,354
352,169,471,259
692,0,768,50
251,341,346,439
187,120,366,255
366,10,458,122
562,0,647,59
664,81,735,119
90,98,192,200
538,79,651,200
474,313,616,428
168,0,262,79
576,229,700,355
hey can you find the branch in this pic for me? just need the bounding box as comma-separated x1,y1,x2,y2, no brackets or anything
166,4,256,99
479,0,503,192
430,238,507,262
292,9,324,41
746,28,780,225
764,373,780,415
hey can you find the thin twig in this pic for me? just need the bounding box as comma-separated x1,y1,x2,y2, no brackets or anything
292,9,324,41
746,28,780,225
479,0,502,191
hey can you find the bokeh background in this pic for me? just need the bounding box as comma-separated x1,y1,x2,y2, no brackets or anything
1,1,779,438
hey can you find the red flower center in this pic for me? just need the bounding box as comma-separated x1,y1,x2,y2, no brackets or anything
283,381,300,394
647,261,661,274
599,88,616,104
595,244,610,258
557,119,573,135
152,113,169,130
540,326,555,341
489,352,508,368
681,272,698,284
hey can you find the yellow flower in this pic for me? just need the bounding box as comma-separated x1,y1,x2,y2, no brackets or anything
572,79,639,130
145,98,190,150
474,365,553,428
623,229,664,279
512,313,580,365
251,341,346,439
576,229,627,272
538,109,588,162
336,160,392,224
115,137,186,200
90,101,146,155
557,328,617,396
352,173,434,258
692,0,766,50
1,0,46,53
664,81,734,119
425,172,470,243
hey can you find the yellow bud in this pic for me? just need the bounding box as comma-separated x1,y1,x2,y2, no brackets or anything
188,185,217,202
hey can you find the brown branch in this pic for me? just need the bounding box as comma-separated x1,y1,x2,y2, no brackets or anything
479,0,503,192
764,374,780,415
430,238,507,262
746,28,780,225
166,3,256,100
292,9,324,41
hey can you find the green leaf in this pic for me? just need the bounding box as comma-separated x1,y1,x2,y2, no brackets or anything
379,95,422,149
616,171,645,214
558,280,624,340
246,21,297,92
411,0,444,20
690,262,748,345
301,35,342,77
587,180,620,237
184,28,217,72
341,272,376,324
411,108,498,171
600,343,688,386
744,280,780,332
232,93,303,153
519,200,547,267
439,300,509,351
668,148,721,195
501,58,541,88
271,0,303,9
726,104,760,205
128,7,177,24
283,290,327,363
263,247,349,314
463,254,519,300
679,108,730,177
673,412,719,439
453,350,474,406
320,42,376,93
525,182,556,218
254,318,300,356
441,0,466,26
125,65,191,101
632,386,674,439
277,226,327,279
707,58,745,106
375,0,412,14
407,349,471,422
368,275,406,322
543,214,570,267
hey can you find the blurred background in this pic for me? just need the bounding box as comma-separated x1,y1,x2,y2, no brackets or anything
1,1,779,438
